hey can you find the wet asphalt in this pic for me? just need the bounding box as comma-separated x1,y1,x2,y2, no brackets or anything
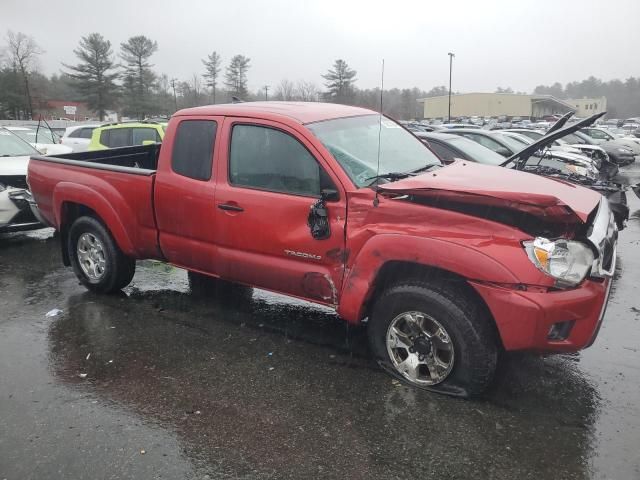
2,166,640,480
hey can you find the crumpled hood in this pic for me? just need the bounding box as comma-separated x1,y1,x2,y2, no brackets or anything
378,161,602,224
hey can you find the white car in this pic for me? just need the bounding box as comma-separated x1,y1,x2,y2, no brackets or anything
4,126,73,156
60,124,101,152
0,130,43,232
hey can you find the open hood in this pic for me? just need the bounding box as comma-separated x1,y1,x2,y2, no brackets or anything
503,112,607,168
378,161,602,224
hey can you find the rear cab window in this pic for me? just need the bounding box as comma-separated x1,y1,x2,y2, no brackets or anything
171,120,217,180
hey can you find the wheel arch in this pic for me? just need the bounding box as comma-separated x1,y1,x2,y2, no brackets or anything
337,235,517,336
54,183,136,266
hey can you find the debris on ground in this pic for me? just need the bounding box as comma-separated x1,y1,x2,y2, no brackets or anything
86,353,91,360
140,449,146,455
45,308,62,317
78,373,87,379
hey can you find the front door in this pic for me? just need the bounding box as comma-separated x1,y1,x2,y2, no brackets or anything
214,118,347,305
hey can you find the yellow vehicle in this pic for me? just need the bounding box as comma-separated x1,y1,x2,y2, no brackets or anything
88,122,165,151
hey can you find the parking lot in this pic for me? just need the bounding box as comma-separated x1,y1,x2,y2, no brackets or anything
0,164,637,479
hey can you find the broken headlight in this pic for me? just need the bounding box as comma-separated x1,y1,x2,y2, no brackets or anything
565,164,595,178
524,237,594,287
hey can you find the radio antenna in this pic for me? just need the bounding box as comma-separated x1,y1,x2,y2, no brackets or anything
373,59,384,207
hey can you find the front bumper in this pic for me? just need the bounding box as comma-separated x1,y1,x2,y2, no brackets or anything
471,275,612,353
471,197,617,353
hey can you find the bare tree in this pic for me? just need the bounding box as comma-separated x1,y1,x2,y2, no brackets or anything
202,51,221,104
274,79,296,100
6,31,43,119
296,80,319,101
191,73,201,104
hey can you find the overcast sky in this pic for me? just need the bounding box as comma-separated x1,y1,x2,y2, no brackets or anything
2,0,640,94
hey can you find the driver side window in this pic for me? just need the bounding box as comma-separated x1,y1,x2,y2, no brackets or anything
229,124,324,197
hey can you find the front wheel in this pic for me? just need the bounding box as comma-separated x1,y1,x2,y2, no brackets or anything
68,216,136,293
368,280,498,397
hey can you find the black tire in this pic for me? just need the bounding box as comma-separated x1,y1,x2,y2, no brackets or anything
68,216,136,293
188,271,252,300
368,280,498,397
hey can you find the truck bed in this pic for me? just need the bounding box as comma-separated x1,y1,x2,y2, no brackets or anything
28,144,162,260
32,144,161,173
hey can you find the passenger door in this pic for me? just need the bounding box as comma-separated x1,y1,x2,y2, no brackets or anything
154,117,222,272
214,119,347,304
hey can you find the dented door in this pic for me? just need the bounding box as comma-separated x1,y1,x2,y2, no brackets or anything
213,117,347,305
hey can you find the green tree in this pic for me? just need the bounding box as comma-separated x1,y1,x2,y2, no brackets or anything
322,59,357,104
202,51,222,104
224,54,250,99
120,35,158,118
63,33,119,121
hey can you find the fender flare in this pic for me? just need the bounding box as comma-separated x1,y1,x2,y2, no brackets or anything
53,182,136,256
337,234,521,323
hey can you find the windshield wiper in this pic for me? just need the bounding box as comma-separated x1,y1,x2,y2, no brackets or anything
409,164,441,174
365,171,412,185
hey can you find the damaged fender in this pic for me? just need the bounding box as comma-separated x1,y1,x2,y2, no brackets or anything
337,234,522,323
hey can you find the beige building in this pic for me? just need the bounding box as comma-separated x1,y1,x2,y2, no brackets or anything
417,92,577,120
566,97,607,117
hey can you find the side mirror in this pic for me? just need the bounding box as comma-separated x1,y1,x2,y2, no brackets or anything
308,196,331,240
321,188,339,202
495,147,511,157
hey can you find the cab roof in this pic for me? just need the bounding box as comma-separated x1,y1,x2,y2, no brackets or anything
175,102,377,125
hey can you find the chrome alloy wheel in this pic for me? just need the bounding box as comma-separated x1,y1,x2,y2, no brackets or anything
386,311,455,386
77,233,107,280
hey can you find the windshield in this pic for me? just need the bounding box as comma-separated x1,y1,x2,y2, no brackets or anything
492,132,529,152
562,132,588,144
503,133,533,146
307,114,441,187
10,128,57,144
0,129,39,156
446,136,505,165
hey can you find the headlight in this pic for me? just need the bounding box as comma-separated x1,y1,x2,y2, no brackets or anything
524,237,594,287
0,183,5,192
617,148,631,153
565,164,591,177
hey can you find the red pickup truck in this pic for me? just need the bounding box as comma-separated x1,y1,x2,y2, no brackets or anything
28,102,617,396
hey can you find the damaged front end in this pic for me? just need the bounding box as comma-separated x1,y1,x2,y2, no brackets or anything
0,184,43,233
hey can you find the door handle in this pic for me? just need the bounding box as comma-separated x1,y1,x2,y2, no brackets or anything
218,203,244,212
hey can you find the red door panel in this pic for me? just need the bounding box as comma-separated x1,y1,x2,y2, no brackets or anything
214,118,347,305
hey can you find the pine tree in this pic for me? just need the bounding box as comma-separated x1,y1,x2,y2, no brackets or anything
120,35,158,118
224,55,250,99
202,51,222,104
63,33,119,120
322,59,357,104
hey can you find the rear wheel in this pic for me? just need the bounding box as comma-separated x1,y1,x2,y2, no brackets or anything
68,216,136,293
368,280,498,397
